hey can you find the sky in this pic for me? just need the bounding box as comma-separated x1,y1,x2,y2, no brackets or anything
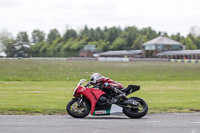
0,0,200,38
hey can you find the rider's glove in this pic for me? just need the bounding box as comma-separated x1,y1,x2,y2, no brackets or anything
87,81,92,86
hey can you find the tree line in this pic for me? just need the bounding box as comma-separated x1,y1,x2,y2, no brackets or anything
0,25,200,57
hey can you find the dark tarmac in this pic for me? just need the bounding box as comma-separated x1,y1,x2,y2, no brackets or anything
0,113,200,133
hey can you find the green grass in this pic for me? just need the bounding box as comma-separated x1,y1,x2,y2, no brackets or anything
1,59,200,81
0,59,200,114
0,81,200,114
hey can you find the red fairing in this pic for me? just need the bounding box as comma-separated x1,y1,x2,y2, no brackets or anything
96,77,123,88
73,85,81,97
74,86,105,115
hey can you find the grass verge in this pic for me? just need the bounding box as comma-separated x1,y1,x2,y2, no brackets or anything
0,81,200,114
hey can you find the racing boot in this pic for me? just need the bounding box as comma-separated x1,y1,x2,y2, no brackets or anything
109,86,126,99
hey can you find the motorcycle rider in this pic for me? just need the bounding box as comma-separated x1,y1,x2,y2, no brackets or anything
89,73,126,99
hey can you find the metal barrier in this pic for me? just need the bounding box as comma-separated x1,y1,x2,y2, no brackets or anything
0,57,170,62
0,57,96,61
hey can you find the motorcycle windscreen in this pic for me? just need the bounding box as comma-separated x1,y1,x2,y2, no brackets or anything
93,104,123,115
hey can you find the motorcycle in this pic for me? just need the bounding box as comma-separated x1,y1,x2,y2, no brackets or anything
66,79,148,118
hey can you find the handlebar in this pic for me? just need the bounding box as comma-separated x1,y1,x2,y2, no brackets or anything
85,81,92,87
85,82,103,90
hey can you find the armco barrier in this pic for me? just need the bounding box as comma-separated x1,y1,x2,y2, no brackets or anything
0,57,169,62
97,57,169,62
0,57,96,60
97,57,130,62
170,59,199,64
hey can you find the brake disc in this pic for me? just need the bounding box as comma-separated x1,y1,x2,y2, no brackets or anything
72,102,85,112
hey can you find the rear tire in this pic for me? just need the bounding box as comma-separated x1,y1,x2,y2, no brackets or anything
123,97,148,119
66,98,91,118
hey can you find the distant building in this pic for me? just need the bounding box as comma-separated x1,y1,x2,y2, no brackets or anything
99,50,142,57
79,45,102,57
142,35,183,58
157,50,200,60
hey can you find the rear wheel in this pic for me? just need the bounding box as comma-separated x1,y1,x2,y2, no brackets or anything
66,98,91,118
123,97,148,119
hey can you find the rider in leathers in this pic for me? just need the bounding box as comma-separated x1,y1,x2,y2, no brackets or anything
89,73,126,98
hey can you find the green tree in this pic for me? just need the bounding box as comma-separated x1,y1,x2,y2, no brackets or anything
32,29,45,44
110,37,126,50
61,38,74,51
70,39,86,51
132,35,148,49
93,27,104,41
80,25,89,36
46,37,63,56
39,42,49,53
88,28,95,41
140,27,157,40
96,40,110,51
63,29,77,41
31,41,47,57
196,36,200,49
125,26,139,47
47,29,60,44
16,31,30,57
170,33,184,42
0,29,13,56
105,27,121,43
182,37,197,50
3,39,16,57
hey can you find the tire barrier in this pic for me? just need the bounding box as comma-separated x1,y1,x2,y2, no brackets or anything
170,59,199,64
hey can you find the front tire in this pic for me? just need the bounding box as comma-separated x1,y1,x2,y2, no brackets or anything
123,97,148,119
66,98,91,118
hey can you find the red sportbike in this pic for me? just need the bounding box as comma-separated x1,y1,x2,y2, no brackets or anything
66,79,148,118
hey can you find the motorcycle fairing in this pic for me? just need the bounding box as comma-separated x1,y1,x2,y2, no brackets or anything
93,104,123,115
122,85,140,95
76,87,106,115
93,104,111,115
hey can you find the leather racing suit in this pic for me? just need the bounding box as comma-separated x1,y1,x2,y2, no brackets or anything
93,77,125,97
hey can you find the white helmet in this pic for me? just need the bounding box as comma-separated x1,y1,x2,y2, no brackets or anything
91,73,102,83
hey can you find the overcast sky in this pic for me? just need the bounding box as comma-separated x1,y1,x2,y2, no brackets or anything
1,0,200,37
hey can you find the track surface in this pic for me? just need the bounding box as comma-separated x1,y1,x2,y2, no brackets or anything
0,113,200,133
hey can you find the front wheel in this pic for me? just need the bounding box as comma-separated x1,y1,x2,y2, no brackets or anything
66,98,91,118
123,97,148,119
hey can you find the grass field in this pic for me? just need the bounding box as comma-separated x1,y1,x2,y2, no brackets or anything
1,59,200,81
0,59,200,114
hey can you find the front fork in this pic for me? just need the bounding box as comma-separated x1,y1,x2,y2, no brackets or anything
77,96,86,107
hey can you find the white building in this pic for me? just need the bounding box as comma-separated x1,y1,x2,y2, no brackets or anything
142,35,183,58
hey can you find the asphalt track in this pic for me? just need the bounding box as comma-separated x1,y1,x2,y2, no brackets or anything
0,113,200,133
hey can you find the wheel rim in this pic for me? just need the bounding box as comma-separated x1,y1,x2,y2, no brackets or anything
137,101,145,112
130,100,145,113
71,102,87,114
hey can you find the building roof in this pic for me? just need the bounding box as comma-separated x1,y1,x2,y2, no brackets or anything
83,45,96,52
157,50,200,56
143,36,183,46
100,50,142,56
